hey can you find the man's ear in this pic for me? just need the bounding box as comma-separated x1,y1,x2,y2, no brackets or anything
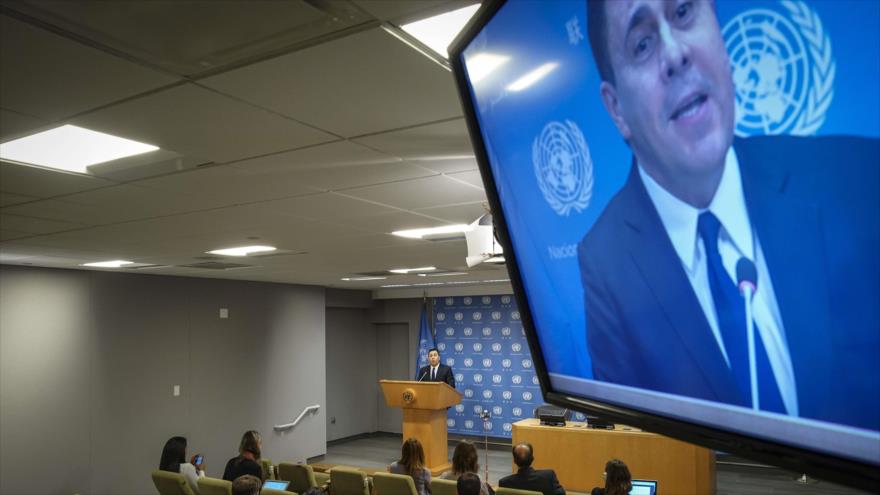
600,81,632,140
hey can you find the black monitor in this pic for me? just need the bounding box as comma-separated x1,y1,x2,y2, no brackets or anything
448,0,879,490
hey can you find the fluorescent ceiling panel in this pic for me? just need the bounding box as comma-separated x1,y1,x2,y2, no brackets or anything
400,4,480,57
0,125,158,173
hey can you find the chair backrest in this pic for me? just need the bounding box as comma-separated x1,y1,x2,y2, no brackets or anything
372,472,418,495
278,463,318,493
262,458,275,480
495,488,542,495
430,478,457,495
198,477,233,495
330,468,371,495
151,469,196,495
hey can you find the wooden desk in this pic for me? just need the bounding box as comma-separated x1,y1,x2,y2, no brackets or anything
512,419,715,495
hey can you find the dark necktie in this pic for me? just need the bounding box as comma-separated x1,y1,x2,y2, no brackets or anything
697,211,786,413
431,367,436,381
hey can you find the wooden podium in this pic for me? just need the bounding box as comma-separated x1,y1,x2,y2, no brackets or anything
379,379,462,475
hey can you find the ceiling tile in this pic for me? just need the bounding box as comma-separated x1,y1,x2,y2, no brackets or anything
0,191,40,207
227,140,397,173
352,118,474,159
0,161,115,198
72,83,336,163
0,213,87,235
414,201,488,224
0,14,179,120
446,170,485,189
59,184,227,222
202,28,462,137
0,108,48,141
250,193,400,221
411,156,478,174
341,175,486,210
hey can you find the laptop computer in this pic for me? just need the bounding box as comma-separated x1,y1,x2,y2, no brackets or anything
263,479,291,491
630,479,657,495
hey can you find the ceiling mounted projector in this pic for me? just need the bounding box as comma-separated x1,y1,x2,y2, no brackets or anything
464,213,504,267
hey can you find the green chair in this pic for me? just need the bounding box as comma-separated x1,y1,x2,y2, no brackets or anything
371,472,417,495
278,463,321,494
495,488,542,495
262,458,276,480
197,477,232,495
430,478,457,495
262,490,295,495
151,470,196,495
329,467,371,495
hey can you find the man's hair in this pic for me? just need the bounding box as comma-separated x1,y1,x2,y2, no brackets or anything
587,0,615,84
428,347,440,355
512,442,534,468
457,472,482,495
232,474,261,495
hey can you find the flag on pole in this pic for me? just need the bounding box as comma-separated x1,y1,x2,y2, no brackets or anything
415,297,435,379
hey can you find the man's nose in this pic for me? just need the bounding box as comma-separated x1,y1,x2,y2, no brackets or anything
659,23,689,79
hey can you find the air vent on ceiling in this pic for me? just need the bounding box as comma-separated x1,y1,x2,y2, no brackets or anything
180,262,253,270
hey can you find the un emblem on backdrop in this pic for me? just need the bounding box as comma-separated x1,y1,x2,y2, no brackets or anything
501,327,512,336
454,312,464,321
465,420,474,429
482,296,492,304
455,343,464,352
532,120,593,216
512,343,523,353
437,313,446,321
483,390,493,399
503,391,513,400
464,297,473,305
445,327,455,337
464,327,473,337
455,373,464,382
723,0,834,136
448,419,456,427
464,358,474,368
511,311,520,320
492,343,503,352
483,358,493,368
522,359,533,369
465,389,474,398
513,407,523,417
512,375,523,385
474,373,484,383
503,423,513,432
493,406,503,415
491,311,502,320
455,404,465,413
446,358,455,366
522,391,533,401
473,343,483,352
473,311,483,321
445,297,454,306
492,374,503,384
437,343,446,352
501,296,511,304
502,359,512,368
483,327,493,337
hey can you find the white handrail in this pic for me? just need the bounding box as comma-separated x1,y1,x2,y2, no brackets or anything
274,404,321,431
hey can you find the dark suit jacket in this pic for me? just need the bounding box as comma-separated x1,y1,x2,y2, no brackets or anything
499,467,565,495
577,135,879,431
417,363,455,388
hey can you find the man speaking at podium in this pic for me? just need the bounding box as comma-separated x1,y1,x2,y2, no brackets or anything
417,348,456,388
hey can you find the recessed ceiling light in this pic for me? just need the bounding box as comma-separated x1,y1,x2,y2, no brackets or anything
341,276,387,281
400,3,481,57
0,125,159,173
389,266,437,274
207,245,276,257
506,62,559,92
81,260,135,268
392,225,471,239
417,272,468,277
381,284,412,288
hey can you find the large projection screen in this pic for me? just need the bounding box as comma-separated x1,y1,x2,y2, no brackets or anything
449,0,879,490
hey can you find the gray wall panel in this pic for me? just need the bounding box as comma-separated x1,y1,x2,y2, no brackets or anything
326,307,377,441
0,266,93,495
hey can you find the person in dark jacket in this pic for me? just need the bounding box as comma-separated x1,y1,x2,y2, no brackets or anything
498,443,565,495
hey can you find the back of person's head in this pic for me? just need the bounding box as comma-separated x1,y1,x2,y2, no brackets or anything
457,472,482,495
511,443,534,469
159,436,187,472
239,430,262,460
232,474,261,495
399,437,426,475
604,458,632,495
451,441,479,475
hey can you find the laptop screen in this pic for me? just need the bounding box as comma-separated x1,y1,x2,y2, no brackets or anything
263,480,290,491
630,480,657,495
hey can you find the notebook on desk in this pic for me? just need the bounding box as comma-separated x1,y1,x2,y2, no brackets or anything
630,479,657,495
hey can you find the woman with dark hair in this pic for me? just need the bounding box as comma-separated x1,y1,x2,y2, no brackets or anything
159,436,206,494
389,438,432,495
439,441,491,495
222,430,264,481
590,459,631,495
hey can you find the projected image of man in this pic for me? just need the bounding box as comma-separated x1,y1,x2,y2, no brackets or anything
578,0,879,430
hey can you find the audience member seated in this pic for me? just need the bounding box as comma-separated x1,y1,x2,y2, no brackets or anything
223,430,264,482
159,436,206,495
498,443,565,495
440,441,491,495
457,473,483,495
232,474,261,495
590,459,631,495
389,437,432,495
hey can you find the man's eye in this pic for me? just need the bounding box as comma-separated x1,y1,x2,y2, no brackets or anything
634,36,653,57
675,2,693,21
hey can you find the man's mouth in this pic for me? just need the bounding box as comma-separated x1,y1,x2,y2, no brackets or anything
670,93,708,121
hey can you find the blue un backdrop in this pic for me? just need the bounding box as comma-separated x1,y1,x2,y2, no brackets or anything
434,295,586,438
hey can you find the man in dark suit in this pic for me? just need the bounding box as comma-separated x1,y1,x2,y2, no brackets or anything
499,443,565,495
579,0,879,430
417,347,455,388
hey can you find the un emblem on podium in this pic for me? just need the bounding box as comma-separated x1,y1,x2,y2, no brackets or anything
402,389,415,404
723,0,834,136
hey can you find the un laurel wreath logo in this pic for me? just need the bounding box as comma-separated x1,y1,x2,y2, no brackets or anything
723,0,834,136
532,120,593,216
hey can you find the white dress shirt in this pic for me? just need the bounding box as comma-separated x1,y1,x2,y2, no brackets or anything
638,148,798,416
